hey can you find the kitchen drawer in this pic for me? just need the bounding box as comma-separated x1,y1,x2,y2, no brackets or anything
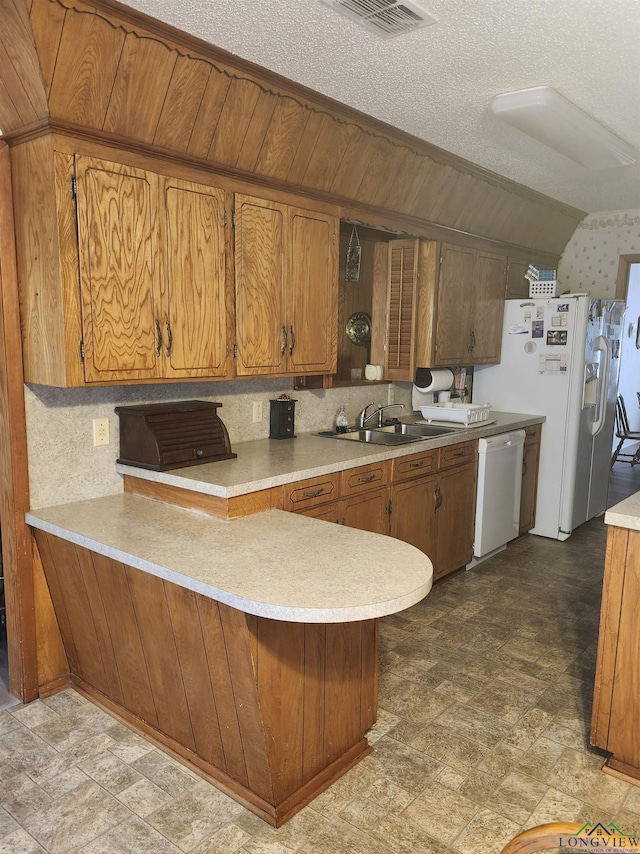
340,461,389,496
283,473,339,512
437,441,477,470
393,449,437,482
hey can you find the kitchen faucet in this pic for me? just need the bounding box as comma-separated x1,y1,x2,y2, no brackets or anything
357,403,405,429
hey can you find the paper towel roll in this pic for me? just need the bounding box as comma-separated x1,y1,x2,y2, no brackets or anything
414,368,453,393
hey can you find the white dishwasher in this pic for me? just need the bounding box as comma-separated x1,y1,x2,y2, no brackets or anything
468,430,525,567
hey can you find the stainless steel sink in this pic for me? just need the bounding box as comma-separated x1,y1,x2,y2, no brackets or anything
317,429,422,445
374,423,458,438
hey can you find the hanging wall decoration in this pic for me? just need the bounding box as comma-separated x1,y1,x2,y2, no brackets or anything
345,225,361,282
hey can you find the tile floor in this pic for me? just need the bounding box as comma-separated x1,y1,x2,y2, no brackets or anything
2,476,640,852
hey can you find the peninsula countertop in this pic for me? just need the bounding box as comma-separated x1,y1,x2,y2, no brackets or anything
26,493,432,623
116,411,544,498
604,490,640,531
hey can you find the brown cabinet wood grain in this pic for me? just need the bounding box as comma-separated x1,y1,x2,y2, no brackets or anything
14,144,231,385
291,442,476,581
519,424,541,535
372,238,506,379
77,157,230,383
33,529,377,826
591,524,640,784
435,244,506,366
234,194,338,377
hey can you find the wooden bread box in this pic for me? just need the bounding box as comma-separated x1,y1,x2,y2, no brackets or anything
116,401,236,471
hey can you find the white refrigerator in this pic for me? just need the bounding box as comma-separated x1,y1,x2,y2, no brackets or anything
473,295,624,540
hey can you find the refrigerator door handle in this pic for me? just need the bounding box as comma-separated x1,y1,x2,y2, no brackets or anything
591,335,611,437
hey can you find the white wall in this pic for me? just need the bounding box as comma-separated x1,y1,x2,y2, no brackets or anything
558,208,640,297
25,379,399,509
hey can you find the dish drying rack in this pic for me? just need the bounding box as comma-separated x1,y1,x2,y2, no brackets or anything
419,402,491,426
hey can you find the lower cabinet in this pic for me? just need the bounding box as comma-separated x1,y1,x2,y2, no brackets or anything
288,441,477,581
519,424,542,535
591,524,640,781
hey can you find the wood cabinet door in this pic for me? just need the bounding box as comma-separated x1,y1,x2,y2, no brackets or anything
506,258,531,299
76,156,162,382
234,194,286,375
434,463,476,579
299,503,342,524
341,488,389,535
389,475,438,561
519,426,541,534
288,208,338,374
161,178,230,378
470,251,506,364
434,243,475,366
385,239,418,381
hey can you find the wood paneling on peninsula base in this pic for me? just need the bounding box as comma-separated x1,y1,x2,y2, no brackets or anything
33,529,378,826
591,524,640,787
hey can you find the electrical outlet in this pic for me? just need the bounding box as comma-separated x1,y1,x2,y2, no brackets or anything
92,417,110,447
252,401,263,423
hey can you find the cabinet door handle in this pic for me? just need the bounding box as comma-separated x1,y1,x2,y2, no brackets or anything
289,325,296,355
281,325,288,355
469,330,476,351
434,485,442,510
409,461,424,469
452,450,465,458
302,488,324,499
522,459,528,476
357,474,376,484
165,321,173,357
155,319,163,356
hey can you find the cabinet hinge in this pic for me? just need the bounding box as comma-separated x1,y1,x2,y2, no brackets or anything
224,211,227,226
233,343,237,359
71,177,77,199
231,211,236,228
387,499,393,516
439,255,443,264
79,340,84,361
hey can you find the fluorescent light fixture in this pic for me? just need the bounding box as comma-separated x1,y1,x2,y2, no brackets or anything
491,86,636,170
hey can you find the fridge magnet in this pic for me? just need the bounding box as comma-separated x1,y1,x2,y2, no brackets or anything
557,304,570,313
532,321,544,338
345,226,361,282
547,330,567,346
536,306,545,319
552,315,567,328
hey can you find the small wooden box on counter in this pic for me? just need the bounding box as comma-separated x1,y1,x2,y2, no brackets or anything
116,400,236,470
269,398,297,439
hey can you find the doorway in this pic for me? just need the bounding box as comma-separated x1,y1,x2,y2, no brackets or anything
608,257,640,506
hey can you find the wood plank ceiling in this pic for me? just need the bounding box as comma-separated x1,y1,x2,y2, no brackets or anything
1,0,585,255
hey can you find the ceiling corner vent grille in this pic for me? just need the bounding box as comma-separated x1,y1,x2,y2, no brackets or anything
320,0,437,38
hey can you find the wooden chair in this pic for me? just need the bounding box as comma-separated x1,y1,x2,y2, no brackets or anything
611,394,640,467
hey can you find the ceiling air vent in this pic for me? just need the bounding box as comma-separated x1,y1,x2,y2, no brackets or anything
320,0,437,38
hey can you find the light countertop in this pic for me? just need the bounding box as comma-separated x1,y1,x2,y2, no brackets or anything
116,411,544,498
26,494,432,624
604,491,640,531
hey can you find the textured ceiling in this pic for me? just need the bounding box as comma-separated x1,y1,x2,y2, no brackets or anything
125,0,640,214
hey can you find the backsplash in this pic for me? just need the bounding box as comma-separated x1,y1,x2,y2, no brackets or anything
25,379,407,509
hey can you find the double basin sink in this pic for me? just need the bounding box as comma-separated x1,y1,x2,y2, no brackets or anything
318,422,457,446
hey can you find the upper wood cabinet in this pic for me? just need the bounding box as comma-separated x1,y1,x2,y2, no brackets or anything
435,244,507,366
371,239,438,381
13,140,231,386
234,194,338,377
77,157,230,383
371,238,505,379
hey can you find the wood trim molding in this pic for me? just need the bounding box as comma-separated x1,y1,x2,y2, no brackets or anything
0,142,38,702
34,0,586,219
615,254,640,300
